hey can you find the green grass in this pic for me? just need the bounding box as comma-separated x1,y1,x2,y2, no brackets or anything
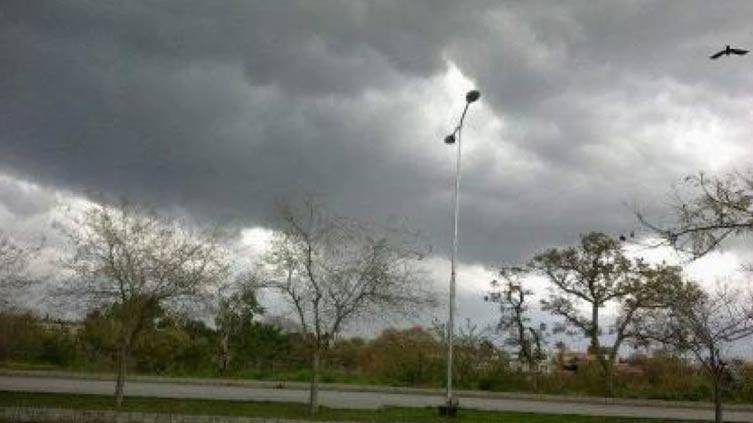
0,391,693,423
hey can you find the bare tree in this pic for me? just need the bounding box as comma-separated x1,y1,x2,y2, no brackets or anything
59,200,229,406
214,275,263,374
634,281,753,423
262,200,434,414
638,171,753,258
531,232,683,391
486,267,546,372
0,232,34,310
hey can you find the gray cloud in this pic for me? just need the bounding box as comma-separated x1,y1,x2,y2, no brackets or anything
3,0,753,271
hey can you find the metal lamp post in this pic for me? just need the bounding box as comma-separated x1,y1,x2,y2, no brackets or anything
441,89,480,415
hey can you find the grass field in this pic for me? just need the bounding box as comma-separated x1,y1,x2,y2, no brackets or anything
0,391,695,423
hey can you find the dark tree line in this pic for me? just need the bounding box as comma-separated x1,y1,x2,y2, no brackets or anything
5,307,753,407
4,169,753,422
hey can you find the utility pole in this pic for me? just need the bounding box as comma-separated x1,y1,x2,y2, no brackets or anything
440,89,480,416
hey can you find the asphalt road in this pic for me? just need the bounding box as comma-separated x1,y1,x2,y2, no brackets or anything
2,375,752,422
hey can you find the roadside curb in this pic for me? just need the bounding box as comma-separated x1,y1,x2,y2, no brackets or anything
2,368,752,412
1,406,347,423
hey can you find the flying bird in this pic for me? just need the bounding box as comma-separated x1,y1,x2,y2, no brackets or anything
710,45,749,60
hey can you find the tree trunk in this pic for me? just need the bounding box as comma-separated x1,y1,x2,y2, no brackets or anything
417,350,424,386
590,305,600,355
712,375,723,423
114,344,128,407
530,371,539,391
309,348,321,415
220,330,231,375
606,361,615,397
590,305,612,394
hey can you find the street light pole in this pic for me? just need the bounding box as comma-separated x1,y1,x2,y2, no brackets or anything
442,89,480,414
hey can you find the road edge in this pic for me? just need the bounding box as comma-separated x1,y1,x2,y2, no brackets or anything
2,368,751,412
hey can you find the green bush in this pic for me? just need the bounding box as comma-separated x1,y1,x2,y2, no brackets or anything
476,369,529,392
5,309,753,405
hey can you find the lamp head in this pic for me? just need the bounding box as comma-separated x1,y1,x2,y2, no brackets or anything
465,90,481,103
444,134,456,145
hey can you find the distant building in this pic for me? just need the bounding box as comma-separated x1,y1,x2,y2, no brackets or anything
508,358,551,373
554,346,644,377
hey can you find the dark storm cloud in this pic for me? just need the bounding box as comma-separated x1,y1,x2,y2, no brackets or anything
2,0,753,267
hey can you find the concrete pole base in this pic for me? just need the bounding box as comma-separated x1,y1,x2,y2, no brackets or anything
438,398,460,417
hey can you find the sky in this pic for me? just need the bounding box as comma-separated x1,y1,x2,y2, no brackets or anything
3,1,753,345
